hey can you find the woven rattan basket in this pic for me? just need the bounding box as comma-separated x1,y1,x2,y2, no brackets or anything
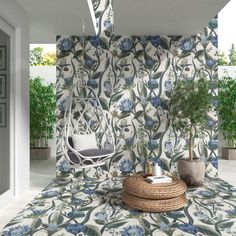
122,174,187,200
122,191,186,212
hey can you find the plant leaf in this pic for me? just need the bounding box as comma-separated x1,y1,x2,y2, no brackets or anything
197,225,221,236
84,224,101,236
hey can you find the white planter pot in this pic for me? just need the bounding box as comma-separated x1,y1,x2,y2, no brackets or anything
177,159,205,187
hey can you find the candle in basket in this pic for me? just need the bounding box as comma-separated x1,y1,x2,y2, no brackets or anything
152,162,161,176
147,161,152,176
143,160,152,177
143,160,148,177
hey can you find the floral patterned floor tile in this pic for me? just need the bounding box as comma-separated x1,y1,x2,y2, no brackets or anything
1,176,236,236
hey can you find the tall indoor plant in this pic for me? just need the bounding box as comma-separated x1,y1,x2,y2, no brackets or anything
170,78,212,186
218,76,236,160
30,77,56,159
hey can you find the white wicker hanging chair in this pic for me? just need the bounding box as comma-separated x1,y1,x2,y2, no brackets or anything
62,84,115,169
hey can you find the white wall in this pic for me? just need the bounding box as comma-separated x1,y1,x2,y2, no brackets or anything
30,66,57,158
218,66,236,78
0,0,29,196
30,66,56,84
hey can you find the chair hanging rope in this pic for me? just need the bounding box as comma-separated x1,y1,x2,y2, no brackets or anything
61,14,115,169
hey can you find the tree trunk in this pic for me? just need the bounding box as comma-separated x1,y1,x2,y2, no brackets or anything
189,124,193,160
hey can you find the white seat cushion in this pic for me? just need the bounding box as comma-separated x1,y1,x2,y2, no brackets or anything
72,133,98,151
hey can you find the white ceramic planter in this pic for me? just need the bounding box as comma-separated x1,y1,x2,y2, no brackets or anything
177,159,205,187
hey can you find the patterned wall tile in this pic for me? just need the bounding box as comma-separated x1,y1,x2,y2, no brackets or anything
56,0,218,178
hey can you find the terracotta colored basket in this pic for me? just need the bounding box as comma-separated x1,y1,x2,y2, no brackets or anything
122,191,186,212
122,174,187,200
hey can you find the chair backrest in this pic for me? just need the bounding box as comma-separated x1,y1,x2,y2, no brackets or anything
65,86,114,151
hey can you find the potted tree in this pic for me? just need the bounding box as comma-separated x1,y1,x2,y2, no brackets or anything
30,77,56,159
218,76,236,160
170,78,212,186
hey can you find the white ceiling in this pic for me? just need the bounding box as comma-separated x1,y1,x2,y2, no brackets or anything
113,0,230,35
15,0,96,43
15,0,230,43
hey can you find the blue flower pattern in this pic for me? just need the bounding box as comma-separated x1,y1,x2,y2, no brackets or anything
58,37,73,51
120,159,133,174
41,190,59,198
206,57,216,68
211,36,218,47
65,223,85,234
2,225,30,236
120,38,133,51
181,38,194,52
58,97,68,113
148,140,158,150
95,211,108,220
120,225,145,236
150,96,161,107
91,36,100,47
104,20,112,30
119,99,133,112
145,118,155,129
209,18,218,29
150,36,161,47
87,79,98,88
58,159,71,173
47,223,58,232
148,79,158,89
178,223,198,234
68,210,85,218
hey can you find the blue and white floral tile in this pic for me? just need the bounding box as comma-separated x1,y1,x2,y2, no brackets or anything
56,17,218,178
1,176,236,236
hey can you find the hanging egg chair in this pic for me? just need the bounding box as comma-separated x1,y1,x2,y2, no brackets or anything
62,84,115,169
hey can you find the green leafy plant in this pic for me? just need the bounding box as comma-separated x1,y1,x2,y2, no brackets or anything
229,44,236,66
30,77,56,147
170,78,212,160
42,52,56,66
218,76,236,147
30,47,56,66
218,44,236,66
30,47,44,66
218,52,228,66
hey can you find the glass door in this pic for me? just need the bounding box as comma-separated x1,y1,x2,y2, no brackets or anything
0,18,14,202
